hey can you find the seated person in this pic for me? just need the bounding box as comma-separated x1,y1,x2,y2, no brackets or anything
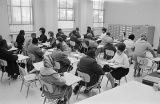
0,40,19,79
16,30,25,52
85,33,98,49
56,28,64,39
50,50,71,73
99,27,107,40
28,38,44,62
39,54,72,103
123,34,135,57
103,38,116,60
100,32,113,45
103,43,129,88
70,30,81,50
56,37,70,53
0,35,9,50
38,27,47,43
24,33,36,51
47,31,56,48
133,34,155,76
73,49,105,94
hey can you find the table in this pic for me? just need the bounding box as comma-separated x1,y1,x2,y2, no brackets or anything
75,81,160,104
44,51,52,56
68,57,80,64
98,59,121,68
62,72,82,86
17,54,29,62
8,47,18,51
97,44,104,49
33,61,44,71
38,44,43,48
142,71,160,86
41,42,50,47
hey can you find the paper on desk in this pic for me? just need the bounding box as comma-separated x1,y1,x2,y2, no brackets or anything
33,61,44,71
63,72,82,86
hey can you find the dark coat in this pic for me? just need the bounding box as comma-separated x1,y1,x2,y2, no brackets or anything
39,34,47,43
77,56,104,87
16,34,25,49
0,48,19,76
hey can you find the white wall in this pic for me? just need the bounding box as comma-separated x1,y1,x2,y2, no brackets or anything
104,0,160,48
0,0,10,41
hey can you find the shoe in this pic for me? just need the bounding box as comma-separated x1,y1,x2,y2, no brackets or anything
114,83,118,87
73,85,80,95
84,88,92,94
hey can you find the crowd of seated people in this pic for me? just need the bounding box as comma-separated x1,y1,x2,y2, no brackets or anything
1,25,159,104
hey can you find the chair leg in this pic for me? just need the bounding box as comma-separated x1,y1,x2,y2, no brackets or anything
43,97,46,104
125,76,127,82
1,72,4,81
26,84,30,98
20,80,24,92
76,85,82,100
106,79,109,88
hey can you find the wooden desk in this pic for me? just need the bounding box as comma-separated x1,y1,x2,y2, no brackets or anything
8,47,18,51
17,54,29,61
75,81,160,104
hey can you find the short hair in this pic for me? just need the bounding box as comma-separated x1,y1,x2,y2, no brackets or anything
19,30,25,36
76,27,79,31
86,49,96,58
117,43,126,52
39,27,46,34
48,31,54,37
57,37,63,43
106,32,111,36
102,28,107,32
58,28,62,32
128,34,135,40
32,38,38,44
31,33,36,38
0,35,2,41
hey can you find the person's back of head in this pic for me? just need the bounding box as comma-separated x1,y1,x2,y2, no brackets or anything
57,37,64,43
106,32,111,36
102,27,107,33
32,38,38,45
76,27,79,31
86,49,96,59
0,35,3,41
48,31,54,38
116,43,126,52
31,33,36,39
39,27,46,34
58,28,62,33
128,34,135,40
19,30,25,36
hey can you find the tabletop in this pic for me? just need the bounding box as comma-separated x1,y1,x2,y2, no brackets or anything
17,54,29,61
33,61,44,71
75,81,160,104
62,72,82,86
8,47,18,51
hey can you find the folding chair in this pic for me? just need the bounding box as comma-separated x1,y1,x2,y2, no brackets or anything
18,65,38,98
76,71,103,99
39,75,68,104
0,59,7,81
137,56,154,76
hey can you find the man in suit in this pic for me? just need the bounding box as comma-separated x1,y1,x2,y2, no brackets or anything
28,38,44,62
0,39,19,79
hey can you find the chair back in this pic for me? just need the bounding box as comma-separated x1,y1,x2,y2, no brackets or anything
28,53,36,62
137,57,149,69
81,41,88,49
77,70,90,83
0,59,7,67
70,41,76,47
105,49,114,57
18,65,28,77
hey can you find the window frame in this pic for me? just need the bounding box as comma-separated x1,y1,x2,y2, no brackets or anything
93,0,104,28
7,0,34,33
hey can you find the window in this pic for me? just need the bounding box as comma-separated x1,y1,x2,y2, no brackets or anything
7,0,33,33
58,0,74,29
93,0,104,28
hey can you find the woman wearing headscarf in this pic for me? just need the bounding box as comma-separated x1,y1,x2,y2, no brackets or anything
39,54,72,103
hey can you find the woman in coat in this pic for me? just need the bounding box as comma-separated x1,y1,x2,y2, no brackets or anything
16,30,25,52
39,54,72,103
